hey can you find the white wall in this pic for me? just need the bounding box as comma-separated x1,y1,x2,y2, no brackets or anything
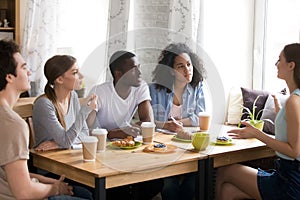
201,0,254,97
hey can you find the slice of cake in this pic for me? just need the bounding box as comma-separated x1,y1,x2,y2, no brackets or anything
216,136,232,144
176,130,192,140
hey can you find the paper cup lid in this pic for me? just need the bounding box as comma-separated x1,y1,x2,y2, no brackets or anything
81,136,98,143
141,122,156,128
92,128,108,135
198,112,210,117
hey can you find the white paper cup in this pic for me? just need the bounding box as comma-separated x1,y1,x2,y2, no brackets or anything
92,128,108,152
198,112,211,131
81,136,98,161
141,122,156,144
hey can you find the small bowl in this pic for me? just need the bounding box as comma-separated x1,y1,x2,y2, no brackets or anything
192,132,210,151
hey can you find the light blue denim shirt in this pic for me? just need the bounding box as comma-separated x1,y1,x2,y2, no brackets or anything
149,82,206,126
275,88,300,161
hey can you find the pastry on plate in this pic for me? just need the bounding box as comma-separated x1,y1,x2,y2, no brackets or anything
216,136,232,144
176,130,192,140
112,136,135,147
153,143,167,151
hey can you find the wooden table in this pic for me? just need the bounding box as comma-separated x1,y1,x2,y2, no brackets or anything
201,124,276,200
30,133,208,200
30,124,276,200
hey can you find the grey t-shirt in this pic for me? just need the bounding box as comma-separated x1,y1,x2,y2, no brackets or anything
33,91,91,148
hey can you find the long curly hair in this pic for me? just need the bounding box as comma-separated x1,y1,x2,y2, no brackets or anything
152,43,206,92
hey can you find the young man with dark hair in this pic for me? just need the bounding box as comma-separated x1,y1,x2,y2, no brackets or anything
87,50,162,200
0,40,92,200
87,50,153,139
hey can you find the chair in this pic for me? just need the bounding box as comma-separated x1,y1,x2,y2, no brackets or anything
27,117,35,149
13,97,35,148
13,98,37,172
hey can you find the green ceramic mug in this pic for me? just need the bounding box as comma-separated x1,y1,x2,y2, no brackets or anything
192,132,210,151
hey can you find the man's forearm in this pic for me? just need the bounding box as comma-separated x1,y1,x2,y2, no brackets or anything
108,129,128,139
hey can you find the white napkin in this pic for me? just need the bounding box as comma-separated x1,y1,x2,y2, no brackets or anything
71,144,82,149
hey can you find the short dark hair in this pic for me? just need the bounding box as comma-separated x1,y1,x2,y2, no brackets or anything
0,40,20,91
109,51,136,79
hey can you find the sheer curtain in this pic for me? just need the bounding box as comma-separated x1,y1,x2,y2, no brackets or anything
21,0,58,96
105,0,131,81
102,0,225,124
21,0,109,96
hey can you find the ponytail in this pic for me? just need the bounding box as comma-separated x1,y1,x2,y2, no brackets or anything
43,82,66,129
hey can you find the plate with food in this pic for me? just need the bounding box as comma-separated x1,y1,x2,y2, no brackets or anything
212,136,234,145
172,130,192,143
143,143,177,153
109,136,142,150
172,135,192,143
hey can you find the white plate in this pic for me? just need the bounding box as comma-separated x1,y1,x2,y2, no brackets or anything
156,128,177,135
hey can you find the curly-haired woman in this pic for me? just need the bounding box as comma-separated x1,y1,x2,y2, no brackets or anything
149,43,208,200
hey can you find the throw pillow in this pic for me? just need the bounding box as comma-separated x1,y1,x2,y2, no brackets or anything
227,87,243,124
261,94,288,135
240,87,269,121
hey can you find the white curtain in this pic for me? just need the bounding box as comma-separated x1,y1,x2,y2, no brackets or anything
21,0,109,96
129,0,225,124
21,0,58,96
102,0,203,84
105,0,131,81
168,0,199,45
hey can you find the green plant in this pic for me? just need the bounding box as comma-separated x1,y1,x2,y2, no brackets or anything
238,95,272,130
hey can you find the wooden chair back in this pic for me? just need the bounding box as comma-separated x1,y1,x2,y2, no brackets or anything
13,97,36,148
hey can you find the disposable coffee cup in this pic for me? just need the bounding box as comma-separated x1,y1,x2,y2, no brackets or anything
92,128,108,152
81,136,98,161
199,112,211,131
141,122,156,144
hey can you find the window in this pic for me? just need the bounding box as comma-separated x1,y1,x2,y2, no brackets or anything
56,0,109,66
263,0,300,93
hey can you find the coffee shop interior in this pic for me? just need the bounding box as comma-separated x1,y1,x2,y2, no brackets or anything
1,0,300,200
3,0,299,104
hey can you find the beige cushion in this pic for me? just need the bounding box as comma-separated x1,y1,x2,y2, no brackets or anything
227,87,243,125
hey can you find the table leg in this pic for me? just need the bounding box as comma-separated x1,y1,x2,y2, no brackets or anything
205,157,214,200
195,159,205,200
95,177,106,200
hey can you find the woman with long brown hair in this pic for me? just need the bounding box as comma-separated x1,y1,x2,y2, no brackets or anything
33,55,97,151
216,43,300,200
